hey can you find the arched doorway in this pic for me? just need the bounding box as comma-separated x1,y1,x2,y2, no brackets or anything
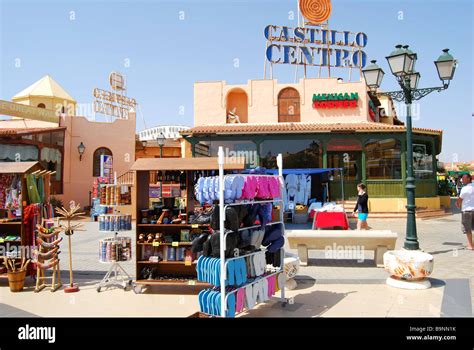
278,88,301,123
93,147,113,177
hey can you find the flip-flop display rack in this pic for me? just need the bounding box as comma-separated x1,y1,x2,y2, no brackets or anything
203,146,294,317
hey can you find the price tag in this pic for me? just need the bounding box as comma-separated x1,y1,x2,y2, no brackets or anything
0,238,4,243
152,242,160,247
188,280,196,285
184,260,192,266
191,224,199,229
172,242,179,247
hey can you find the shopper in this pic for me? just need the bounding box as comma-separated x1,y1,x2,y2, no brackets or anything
353,183,369,230
456,174,474,250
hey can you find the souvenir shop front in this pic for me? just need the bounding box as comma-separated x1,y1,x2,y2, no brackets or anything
0,127,65,195
0,162,55,278
129,154,293,316
183,123,442,211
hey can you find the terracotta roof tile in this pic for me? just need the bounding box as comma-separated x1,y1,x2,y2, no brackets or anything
183,122,442,135
0,127,66,136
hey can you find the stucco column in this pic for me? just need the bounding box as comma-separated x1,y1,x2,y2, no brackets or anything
252,136,264,166
322,143,327,168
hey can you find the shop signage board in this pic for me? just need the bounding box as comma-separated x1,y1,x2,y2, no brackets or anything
93,72,136,120
327,138,362,151
264,0,367,71
0,100,59,123
312,92,359,108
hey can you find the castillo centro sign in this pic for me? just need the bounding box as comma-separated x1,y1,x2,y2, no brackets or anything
264,0,367,69
312,92,359,108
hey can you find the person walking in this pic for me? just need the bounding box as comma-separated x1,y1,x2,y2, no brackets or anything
353,183,369,230
456,174,474,250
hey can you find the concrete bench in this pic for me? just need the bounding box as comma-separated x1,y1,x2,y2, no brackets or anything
286,230,398,267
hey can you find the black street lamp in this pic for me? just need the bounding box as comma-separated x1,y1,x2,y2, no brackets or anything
362,46,457,250
156,132,166,203
156,132,165,158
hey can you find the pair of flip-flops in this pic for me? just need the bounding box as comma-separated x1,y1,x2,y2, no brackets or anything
224,175,245,202
197,255,248,287
240,229,265,251
198,288,236,317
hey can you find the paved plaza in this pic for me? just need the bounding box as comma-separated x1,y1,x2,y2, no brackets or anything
0,204,472,317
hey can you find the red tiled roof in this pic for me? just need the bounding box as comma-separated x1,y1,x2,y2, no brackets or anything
0,127,66,136
183,122,442,135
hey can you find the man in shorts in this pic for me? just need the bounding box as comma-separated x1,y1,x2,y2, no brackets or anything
456,174,474,250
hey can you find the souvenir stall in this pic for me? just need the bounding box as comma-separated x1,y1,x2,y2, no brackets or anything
266,168,346,228
130,157,245,293
0,161,54,279
195,147,293,317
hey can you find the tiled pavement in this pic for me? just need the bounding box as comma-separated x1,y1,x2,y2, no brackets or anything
0,206,472,317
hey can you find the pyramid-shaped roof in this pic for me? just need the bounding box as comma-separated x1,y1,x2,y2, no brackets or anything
12,75,76,102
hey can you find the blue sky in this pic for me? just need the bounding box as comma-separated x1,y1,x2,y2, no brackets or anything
1,0,472,162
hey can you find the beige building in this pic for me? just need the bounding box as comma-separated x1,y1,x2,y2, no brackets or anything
0,75,136,210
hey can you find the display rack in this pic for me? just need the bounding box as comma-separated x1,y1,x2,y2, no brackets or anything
215,147,293,317
0,162,46,278
130,157,245,294
96,179,133,292
96,233,132,292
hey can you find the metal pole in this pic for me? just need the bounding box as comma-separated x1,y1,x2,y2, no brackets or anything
218,146,226,317
277,153,285,301
404,101,419,250
160,145,163,204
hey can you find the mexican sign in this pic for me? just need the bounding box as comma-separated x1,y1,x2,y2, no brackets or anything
312,92,359,108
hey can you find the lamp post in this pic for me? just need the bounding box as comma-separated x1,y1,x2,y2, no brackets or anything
362,46,457,250
156,132,166,203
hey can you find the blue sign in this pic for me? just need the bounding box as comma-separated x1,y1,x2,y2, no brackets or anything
264,25,368,68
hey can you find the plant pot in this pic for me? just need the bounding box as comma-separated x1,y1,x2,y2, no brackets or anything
7,270,26,292
383,250,434,281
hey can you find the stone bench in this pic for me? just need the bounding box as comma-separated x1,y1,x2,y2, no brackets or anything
286,230,398,267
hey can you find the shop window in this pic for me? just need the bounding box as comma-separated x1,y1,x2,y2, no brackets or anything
365,138,402,179
278,88,301,123
196,140,258,168
37,103,46,109
93,147,113,177
226,89,248,124
40,147,63,194
413,143,433,179
50,131,65,146
261,139,321,169
0,144,38,161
